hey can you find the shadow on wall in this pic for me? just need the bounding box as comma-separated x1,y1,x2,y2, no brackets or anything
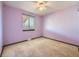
0,2,3,55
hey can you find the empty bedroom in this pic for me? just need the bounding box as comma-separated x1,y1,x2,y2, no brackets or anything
0,0,79,57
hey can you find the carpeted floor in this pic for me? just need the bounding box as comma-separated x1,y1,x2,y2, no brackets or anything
2,37,79,57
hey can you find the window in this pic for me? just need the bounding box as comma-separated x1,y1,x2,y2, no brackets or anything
22,14,35,31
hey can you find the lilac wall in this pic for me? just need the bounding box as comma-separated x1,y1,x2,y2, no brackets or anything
3,4,79,46
3,5,43,45
0,2,3,54
43,5,79,46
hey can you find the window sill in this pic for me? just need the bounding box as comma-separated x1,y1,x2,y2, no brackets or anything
22,29,35,31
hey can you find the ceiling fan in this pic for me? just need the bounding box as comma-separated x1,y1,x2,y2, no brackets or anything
34,1,48,11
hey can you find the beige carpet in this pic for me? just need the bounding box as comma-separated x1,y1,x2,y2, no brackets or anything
2,37,79,57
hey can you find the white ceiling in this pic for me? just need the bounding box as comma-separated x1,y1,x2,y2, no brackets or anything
3,1,78,16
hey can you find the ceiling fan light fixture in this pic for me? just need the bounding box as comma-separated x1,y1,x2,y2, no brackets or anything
38,6,46,11
36,1,48,11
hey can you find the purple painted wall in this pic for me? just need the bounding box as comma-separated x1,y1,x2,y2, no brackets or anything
3,5,43,45
0,2,3,54
43,5,79,46
3,4,79,46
